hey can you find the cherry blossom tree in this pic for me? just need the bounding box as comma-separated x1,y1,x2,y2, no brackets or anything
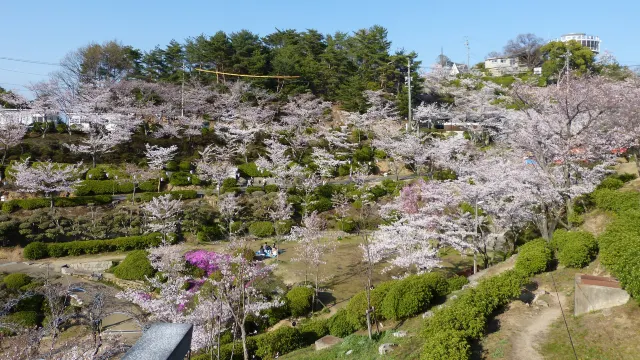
255,137,302,189
66,114,134,167
0,112,28,165
224,127,260,163
372,179,475,274
10,158,84,207
312,147,345,179
287,211,333,310
269,190,293,240
217,193,242,236
196,144,236,195
142,194,183,244
117,244,231,355
493,76,637,238
207,252,280,360
121,163,156,205
145,143,178,191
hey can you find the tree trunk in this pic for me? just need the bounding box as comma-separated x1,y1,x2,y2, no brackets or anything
240,321,248,360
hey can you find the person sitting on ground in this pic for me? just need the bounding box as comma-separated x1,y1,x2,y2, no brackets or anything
272,244,278,258
259,245,265,254
264,242,272,252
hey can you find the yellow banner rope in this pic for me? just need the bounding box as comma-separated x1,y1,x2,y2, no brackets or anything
195,68,300,79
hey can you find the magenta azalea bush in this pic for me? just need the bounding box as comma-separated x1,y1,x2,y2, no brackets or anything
185,250,229,276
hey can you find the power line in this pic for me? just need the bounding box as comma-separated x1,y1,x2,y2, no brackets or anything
0,56,59,66
0,82,30,88
0,67,46,76
550,272,579,360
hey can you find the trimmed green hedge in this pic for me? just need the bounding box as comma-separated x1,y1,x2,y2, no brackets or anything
74,180,157,196
515,239,553,276
593,189,640,213
169,171,202,186
128,190,198,202
381,274,443,320
248,222,275,238
298,319,330,344
447,275,469,293
285,287,314,317
5,311,41,328
552,230,598,268
328,309,357,337
345,281,394,329
421,270,528,360
255,326,305,360
599,210,640,299
274,220,294,235
2,195,113,213
113,250,155,280
22,234,162,259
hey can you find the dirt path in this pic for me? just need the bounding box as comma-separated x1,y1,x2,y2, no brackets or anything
510,293,567,360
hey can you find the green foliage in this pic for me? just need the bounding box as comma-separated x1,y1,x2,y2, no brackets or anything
447,275,469,293
129,190,198,202
345,280,393,329
305,197,333,213
264,184,279,193
381,274,435,320
597,177,624,190
3,273,32,290
230,221,244,234
179,160,193,172
421,330,471,360
540,40,596,81
113,250,156,280
593,189,640,213
2,195,113,213
421,270,527,359
6,311,41,327
169,171,200,186
353,146,374,163
255,326,305,360
248,221,275,238
328,308,357,337
25,234,162,259
286,286,314,317
598,210,640,299
298,319,330,344
557,232,598,268
274,220,294,235
75,180,157,196
432,168,457,180
335,217,357,233
23,241,48,260
515,239,552,276
86,167,107,180
237,162,270,177
615,173,637,183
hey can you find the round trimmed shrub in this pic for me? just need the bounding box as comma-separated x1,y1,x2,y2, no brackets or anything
113,250,155,281
515,239,552,276
286,286,314,317
345,281,394,329
599,210,640,299
248,222,275,238
328,309,357,337
86,167,106,180
3,273,32,290
255,326,304,360
557,232,598,268
23,242,48,260
381,275,434,320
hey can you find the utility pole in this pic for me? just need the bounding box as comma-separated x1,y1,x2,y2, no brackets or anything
465,38,470,69
407,59,414,134
181,61,185,117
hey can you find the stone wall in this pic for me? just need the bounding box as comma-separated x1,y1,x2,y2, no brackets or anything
68,261,113,272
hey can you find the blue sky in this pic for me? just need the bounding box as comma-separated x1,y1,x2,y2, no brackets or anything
1,0,638,97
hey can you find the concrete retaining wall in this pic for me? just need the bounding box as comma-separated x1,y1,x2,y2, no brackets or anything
68,261,113,272
574,274,630,316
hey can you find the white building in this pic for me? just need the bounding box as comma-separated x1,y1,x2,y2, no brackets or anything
484,57,529,76
0,109,45,126
555,33,601,54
